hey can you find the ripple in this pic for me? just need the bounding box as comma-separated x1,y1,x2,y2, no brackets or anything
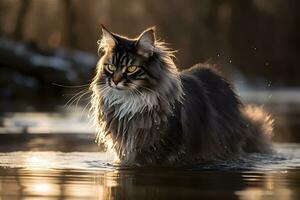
0,143,300,171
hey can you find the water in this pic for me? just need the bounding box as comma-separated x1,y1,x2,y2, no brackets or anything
0,144,300,171
1,111,300,199
0,144,300,199
1,168,299,200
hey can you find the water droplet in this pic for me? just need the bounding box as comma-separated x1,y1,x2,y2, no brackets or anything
268,81,272,87
217,53,220,57
229,59,232,63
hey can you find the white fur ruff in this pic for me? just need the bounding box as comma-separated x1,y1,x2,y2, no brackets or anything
99,86,160,119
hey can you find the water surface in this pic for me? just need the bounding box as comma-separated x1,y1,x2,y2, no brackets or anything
1,144,300,200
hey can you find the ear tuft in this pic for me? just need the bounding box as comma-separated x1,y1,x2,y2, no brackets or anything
136,27,156,57
100,24,117,52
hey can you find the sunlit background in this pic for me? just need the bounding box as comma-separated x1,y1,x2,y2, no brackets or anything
0,0,300,199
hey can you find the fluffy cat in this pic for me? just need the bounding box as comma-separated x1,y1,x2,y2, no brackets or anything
90,26,273,166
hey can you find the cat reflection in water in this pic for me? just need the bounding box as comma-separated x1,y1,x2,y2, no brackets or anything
90,26,273,166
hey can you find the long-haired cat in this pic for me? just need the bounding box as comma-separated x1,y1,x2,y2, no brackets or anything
91,26,273,166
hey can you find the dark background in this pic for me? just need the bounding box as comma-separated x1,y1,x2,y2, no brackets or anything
1,0,299,97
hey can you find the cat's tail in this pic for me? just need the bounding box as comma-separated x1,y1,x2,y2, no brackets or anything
242,105,274,153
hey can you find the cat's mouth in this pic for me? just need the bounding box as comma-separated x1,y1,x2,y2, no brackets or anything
112,86,125,90
110,82,127,90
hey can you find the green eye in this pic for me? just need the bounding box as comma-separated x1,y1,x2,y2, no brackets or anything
106,64,116,72
127,65,138,73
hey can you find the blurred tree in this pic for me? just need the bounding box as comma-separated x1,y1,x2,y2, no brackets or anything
62,0,77,48
13,0,31,40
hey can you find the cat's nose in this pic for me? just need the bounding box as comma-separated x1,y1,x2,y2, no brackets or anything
112,74,122,85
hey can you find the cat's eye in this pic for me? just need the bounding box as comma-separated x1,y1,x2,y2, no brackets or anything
106,64,116,72
126,66,138,73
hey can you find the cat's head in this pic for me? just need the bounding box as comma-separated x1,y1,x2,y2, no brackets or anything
94,25,178,93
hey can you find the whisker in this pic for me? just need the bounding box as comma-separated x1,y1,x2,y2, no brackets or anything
65,89,88,109
80,101,92,120
74,91,92,111
65,89,91,111
52,82,91,88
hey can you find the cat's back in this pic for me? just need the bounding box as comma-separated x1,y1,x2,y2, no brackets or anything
180,63,241,110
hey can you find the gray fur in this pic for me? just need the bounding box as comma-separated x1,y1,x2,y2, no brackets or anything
90,27,273,166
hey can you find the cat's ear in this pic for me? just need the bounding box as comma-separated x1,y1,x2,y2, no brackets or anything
136,27,155,57
100,24,117,51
